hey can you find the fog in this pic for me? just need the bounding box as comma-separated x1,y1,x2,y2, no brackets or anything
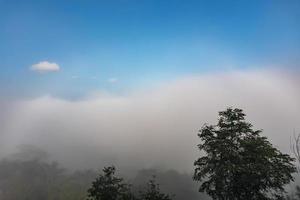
0,69,299,174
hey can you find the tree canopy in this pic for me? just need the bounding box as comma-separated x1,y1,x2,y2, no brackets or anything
86,166,173,200
138,176,173,200
86,166,135,200
194,108,296,200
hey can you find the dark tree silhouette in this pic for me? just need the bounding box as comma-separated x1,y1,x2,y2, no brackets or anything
138,176,173,200
194,108,296,200
87,166,174,200
86,166,135,200
133,169,204,200
0,146,96,200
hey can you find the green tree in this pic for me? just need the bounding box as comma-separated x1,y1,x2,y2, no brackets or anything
193,108,296,200
86,166,135,200
139,176,173,200
0,159,65,200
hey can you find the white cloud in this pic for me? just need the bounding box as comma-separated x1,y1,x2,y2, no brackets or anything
30,61,60,73
108,77,118,83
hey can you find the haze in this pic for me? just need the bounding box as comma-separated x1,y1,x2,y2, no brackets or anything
0,1,299,199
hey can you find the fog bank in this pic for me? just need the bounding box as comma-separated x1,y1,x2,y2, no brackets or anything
0,69,299,172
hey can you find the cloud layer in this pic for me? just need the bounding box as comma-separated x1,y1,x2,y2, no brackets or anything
0,69,299,172
30,61,60,72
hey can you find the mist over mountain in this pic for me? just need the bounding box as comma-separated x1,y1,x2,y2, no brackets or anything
0,146,210,200
0,70,299,174
1,1,299,198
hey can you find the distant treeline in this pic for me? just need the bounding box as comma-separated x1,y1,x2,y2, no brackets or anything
0,151,208,200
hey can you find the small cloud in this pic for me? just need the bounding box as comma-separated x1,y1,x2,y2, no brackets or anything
108,77,118,83
30,61,60,73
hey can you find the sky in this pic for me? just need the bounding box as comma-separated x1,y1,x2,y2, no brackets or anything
0,0,300,172
0,0,299,98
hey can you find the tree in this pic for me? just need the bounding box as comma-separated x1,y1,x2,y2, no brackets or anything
0,146,94,200
138,176,173,200
0,158,65,200
86,166,135,200
193,108,296,200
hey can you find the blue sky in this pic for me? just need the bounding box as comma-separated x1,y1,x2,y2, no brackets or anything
0,0,299,99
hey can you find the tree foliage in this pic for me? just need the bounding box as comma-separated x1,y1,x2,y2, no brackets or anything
138,176,173,200
194,108,296,200
86,167,173,200
0,158,94,200
86,166,135,200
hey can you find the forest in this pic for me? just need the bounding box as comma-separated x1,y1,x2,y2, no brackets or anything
0,108,299,200
0,148,208,200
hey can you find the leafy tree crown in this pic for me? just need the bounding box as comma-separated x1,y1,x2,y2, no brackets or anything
194,108,296,200
86,166,135,200
139,176,173,200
